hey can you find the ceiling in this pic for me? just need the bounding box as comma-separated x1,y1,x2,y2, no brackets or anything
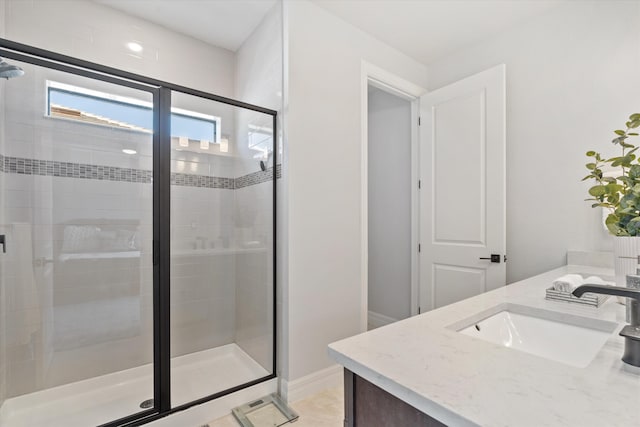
95,0,567,63
95,0,277,52
311,0,568,65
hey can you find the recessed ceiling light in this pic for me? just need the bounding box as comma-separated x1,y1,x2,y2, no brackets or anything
127,42,143,53
122,149,137,155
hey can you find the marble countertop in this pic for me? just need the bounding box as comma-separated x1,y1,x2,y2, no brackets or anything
328,265,640,427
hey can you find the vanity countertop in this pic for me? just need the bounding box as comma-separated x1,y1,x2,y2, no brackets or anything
328,265,640,427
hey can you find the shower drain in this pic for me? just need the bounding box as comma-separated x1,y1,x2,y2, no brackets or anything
139,399,154,409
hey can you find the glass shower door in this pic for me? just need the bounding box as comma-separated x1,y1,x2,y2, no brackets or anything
0,56,157,426
169,90,275,406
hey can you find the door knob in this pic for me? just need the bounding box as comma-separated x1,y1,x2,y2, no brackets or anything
479,254,501,263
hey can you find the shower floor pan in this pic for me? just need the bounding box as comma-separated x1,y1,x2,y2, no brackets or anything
0,344,269,427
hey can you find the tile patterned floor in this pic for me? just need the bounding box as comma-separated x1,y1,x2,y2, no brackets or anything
206,386,344,427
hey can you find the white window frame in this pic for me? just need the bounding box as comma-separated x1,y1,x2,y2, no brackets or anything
45,80,221,143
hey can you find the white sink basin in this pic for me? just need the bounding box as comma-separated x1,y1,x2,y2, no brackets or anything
454,304,618,368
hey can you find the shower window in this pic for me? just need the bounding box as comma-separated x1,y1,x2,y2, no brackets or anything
46,81,221,142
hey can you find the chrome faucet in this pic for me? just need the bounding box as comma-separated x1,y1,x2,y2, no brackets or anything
573,284,640,367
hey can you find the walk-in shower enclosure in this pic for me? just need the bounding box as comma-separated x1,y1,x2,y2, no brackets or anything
0,36,277,427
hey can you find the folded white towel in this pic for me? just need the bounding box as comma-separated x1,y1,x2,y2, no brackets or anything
552,274,584,292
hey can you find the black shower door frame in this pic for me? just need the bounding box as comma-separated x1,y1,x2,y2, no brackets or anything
0,39,278,427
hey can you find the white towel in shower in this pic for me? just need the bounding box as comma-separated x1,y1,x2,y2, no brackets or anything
552,274,584,293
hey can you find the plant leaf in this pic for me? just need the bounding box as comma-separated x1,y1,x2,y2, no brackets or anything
589,185,607,197
606,222,623,235
606,183,624,193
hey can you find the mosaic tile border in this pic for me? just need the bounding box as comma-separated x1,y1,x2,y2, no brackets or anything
3,156,153,183
172,173,235,189
235,164,282,189
0,155,280,189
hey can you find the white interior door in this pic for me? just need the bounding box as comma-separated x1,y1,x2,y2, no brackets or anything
419,64,506,311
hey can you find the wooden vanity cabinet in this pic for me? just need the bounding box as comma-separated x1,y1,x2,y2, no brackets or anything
343,369,447,427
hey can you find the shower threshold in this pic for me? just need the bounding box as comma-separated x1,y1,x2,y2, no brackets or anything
0,344,269,427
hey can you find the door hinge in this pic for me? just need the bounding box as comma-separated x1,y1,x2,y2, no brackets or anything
418,180,421,189
418,116,421,126
418,243,421,253
418,306,421,314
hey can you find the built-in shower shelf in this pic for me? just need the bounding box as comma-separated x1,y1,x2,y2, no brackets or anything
58,251,141,262
172,247,267,257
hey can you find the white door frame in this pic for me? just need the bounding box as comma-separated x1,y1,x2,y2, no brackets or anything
360,61,425,332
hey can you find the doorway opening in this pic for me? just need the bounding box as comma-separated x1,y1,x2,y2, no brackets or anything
366,85,413,330
361,63,424,332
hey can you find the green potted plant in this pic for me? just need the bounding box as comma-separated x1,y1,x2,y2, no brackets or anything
584,113,640,288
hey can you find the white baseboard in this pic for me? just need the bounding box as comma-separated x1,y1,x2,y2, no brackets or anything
367,310,398,330
280,364,343,404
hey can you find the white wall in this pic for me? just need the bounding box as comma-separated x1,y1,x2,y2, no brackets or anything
283,0,428,384
427,1,640,283
367,86,411,322
4,0,236,97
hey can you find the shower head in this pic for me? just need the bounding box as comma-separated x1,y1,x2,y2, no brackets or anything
0,58,24,79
